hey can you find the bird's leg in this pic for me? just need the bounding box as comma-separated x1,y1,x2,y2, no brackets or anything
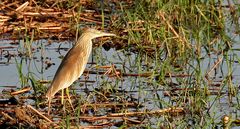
65,87,75,112
48,99,52,115
61,89,64,105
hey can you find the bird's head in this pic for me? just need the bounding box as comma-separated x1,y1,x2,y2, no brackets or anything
82,28,116,39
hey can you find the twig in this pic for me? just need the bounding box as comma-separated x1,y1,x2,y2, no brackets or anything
26,105,53,123
108,107,184,117
159,12,189,48
1,111,16,123
16,1,29,12
74,107,184,121
10,87,31,95
205,56,223,79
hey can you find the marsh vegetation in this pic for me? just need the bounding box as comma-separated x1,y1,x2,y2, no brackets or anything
0,0,240,128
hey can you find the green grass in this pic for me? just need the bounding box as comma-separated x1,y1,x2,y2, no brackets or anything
108,0,239,128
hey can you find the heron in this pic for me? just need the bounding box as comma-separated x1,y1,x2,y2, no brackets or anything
46,28,115,114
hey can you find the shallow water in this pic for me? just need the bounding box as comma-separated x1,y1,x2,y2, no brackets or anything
0,36,239,115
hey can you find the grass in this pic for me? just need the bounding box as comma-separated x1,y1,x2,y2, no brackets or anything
108,0,239,128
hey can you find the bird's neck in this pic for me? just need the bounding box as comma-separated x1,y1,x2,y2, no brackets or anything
75,34,93,48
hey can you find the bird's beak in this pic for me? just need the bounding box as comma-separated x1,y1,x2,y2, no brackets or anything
99,32,116,37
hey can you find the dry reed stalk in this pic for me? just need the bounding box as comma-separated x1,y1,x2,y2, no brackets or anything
26,105,53,123
81,102,137,108
0,0,115,41
10,87,31,95
108,107,184,117
15,1,29,12
205,56,223,79
158,11,190,49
